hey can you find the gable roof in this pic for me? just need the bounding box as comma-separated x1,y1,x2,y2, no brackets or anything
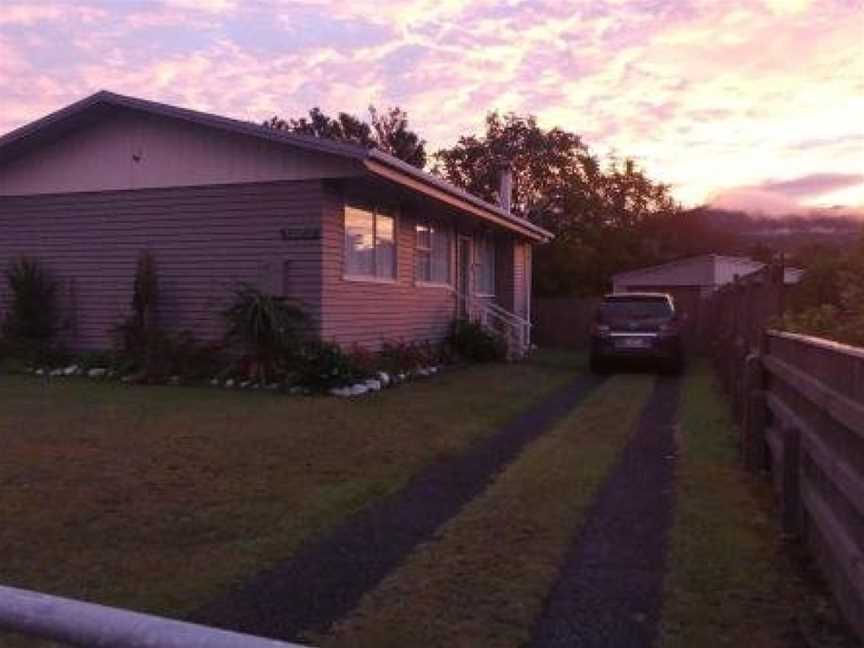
0,91,551,242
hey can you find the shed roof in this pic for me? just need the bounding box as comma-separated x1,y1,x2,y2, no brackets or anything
0,91,551,242
612,254,802,288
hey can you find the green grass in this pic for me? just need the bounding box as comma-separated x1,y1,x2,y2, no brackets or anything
660,360,858,648
0,350,583,625
317,374,656,648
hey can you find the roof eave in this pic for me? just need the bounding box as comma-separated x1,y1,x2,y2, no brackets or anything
364,155,552,243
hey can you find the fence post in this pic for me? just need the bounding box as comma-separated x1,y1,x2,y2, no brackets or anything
742,352,768,470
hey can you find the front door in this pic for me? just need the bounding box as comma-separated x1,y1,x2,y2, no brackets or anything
457,236,472,319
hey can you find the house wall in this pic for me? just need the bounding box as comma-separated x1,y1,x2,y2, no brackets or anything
319,186,458,349
0,180,324,350
0,110,358,196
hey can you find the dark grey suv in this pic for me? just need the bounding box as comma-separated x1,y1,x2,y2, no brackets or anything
589,292,684,374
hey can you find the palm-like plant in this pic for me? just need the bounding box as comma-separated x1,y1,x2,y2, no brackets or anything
222,283,307,381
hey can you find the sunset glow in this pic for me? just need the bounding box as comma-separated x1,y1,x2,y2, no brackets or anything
1,0,862,213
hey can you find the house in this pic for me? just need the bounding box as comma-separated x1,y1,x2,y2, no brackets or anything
0,91,550,356
612,254,803,348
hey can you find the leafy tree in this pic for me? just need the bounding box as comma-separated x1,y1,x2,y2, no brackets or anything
780,230,864,346
265,105,426,168
434,112,682,296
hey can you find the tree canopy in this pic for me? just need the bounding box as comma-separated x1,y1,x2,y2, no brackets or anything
434,112,683,296
264,106,427,168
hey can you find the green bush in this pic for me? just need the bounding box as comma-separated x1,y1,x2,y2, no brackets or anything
294,341,370,391
447,320,507,362
222,283,307,382
1,257,63,364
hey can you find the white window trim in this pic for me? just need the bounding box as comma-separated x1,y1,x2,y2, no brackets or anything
414,218,452,287
343,204,399,283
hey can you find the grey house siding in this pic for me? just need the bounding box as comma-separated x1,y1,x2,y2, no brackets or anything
0,180,324,351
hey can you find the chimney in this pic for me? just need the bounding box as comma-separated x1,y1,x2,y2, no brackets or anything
497,163,513,213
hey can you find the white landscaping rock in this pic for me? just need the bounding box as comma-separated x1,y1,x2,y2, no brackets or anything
209,378,220,387
364,379,382,391
63,365,79,376
376,371,391,387
329,386,352,397
35,368,45,376
87,368,107,378
224,379,235,388
50,368,63,377
349,384,369,396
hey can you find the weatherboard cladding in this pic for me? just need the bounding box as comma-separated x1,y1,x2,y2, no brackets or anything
319,185,457,349
0,181,325,350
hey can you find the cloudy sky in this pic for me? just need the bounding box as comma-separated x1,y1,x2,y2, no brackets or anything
1,0,862,213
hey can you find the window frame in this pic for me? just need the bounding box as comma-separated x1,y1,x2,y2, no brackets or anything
414,218,452,288
343,203,398,283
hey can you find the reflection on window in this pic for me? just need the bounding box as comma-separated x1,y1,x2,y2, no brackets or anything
415,219,451,284
344,205,396,280
476,235,495,295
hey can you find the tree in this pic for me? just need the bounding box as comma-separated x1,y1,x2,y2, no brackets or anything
265,105,426,168
434,112,683,296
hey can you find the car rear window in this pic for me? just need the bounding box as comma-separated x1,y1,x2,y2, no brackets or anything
598,298,673,321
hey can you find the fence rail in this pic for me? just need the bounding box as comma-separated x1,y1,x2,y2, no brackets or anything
0,584,305,648
706,260,864,642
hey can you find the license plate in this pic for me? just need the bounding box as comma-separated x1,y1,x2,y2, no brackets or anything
616,337,650,349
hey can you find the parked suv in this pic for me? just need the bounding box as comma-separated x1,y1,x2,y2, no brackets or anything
589,292,684,374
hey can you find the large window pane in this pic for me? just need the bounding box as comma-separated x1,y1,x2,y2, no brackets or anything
431,228,450,283
375,214,396,279
345,207,374,277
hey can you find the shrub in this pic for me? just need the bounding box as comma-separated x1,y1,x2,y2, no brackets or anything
113,251,172,381
447,319,507,362
1,257,62,363
379,340,449,373
222,283,308,382
294,340,370,391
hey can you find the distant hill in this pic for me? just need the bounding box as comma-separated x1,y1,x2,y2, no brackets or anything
683,207,862,256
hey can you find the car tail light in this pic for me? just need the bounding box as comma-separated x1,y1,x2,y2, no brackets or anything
658,322,677,335
592,323,611,336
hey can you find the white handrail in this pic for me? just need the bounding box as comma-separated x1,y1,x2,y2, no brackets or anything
452,289,532,356
0,584,305,648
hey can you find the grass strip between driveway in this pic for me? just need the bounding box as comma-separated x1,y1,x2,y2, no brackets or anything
316,373,655,648
660,360,858,648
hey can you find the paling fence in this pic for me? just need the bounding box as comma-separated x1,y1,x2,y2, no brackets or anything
706,262,864,641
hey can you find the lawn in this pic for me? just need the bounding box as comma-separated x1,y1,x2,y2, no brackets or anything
0,351,582,628
660,360,859,648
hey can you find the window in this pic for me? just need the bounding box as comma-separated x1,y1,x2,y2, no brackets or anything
344,204,396,280
415,220,451,284
476,235,496,295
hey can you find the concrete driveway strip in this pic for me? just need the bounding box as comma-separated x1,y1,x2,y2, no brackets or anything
530,375,682,648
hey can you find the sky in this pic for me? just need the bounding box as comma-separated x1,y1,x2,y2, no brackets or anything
0,0,862,214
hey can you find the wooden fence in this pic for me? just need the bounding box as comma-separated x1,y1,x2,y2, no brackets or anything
706,262,864,641
532,297,600,349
